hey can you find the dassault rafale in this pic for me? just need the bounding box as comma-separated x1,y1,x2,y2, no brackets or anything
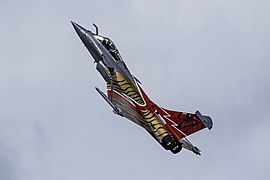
71,21,213,155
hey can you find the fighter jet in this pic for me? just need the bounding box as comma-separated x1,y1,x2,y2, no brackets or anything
71,21,213,155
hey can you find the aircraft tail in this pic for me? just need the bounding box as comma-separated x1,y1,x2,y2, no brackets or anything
161,108,213,137
195,111,213,130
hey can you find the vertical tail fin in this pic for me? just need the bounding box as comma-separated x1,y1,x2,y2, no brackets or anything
195,111,213,130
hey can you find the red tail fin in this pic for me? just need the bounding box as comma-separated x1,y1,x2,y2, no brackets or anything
161,108,209,137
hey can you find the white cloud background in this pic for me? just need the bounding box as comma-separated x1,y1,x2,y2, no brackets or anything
1,0,270,179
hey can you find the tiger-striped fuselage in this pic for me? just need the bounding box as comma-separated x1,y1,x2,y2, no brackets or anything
107,71,171,142
71,21,213,155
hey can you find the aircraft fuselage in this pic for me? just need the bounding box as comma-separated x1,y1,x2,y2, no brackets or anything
71,21,213,155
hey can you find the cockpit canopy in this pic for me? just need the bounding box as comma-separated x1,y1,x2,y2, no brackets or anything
94,35,123,61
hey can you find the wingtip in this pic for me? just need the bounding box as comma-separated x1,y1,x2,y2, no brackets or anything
193,146,201,155
195,110,213,130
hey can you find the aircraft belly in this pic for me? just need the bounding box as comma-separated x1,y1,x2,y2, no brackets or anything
108,90,171,143
72,21,213,155
140,109,170,141
111,98,145,127
107,72,172,142
108,72,145,105
108,91,147,128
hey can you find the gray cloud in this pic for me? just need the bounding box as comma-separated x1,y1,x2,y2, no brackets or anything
0,138,16,180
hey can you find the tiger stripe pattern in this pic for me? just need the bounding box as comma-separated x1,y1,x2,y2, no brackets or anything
107,72,145,105
106,71,171,142
141,109,170,141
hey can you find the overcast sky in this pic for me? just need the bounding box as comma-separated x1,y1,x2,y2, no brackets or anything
1,0,270,179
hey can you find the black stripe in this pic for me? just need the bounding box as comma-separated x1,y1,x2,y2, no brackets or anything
146,118,156,123
158,132,170,137
153,127,166,133
118,82,132,86
145,114,156,120
142,110,151,117
113,79,125,83
152,122,162,127
129,94,142,99
122,86,133,92
127,91,139,97
125,90,137,95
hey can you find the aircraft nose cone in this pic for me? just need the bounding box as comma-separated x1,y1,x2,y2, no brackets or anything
71,21,89,40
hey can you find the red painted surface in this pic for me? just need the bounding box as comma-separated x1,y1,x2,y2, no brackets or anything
108,83,206,141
